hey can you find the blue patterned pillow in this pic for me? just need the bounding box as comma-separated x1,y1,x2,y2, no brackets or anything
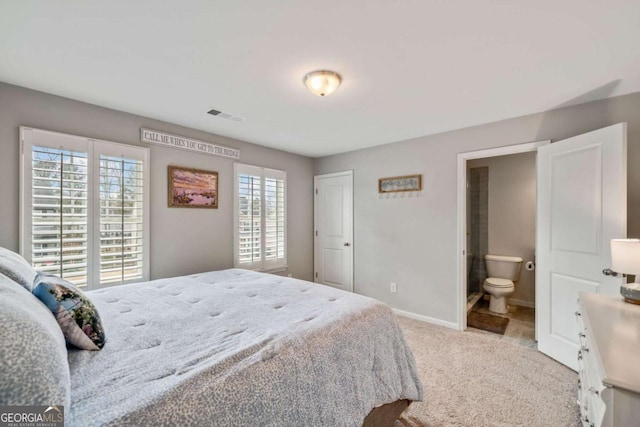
32,274,106,350
0,247,37,292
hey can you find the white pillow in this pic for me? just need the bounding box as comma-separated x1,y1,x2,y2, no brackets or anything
0,273,70,407
0,247,38,291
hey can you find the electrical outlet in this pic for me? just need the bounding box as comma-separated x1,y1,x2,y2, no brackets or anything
390,282,397,293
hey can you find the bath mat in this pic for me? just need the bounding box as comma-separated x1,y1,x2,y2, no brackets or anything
467,311,509,335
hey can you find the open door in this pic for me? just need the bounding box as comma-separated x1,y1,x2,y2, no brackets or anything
537,123,627,370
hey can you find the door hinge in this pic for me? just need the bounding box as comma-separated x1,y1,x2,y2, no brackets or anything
315,272,318,278
315,188,318,195
315,230,318,236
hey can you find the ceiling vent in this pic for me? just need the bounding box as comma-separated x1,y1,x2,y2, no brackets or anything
207,108,246,122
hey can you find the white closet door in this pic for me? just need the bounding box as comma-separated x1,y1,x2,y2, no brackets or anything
314,171,353,292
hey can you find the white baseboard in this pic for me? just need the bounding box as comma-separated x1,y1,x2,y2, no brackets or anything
508,298,535,308
392,308,459,330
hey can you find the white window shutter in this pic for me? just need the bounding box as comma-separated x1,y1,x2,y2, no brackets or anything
97,153,145,285
234,164,287,271
263,168,286,270
29,145,90,286
21,127,149,290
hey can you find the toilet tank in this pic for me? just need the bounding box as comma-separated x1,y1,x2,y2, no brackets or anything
485,254,523,281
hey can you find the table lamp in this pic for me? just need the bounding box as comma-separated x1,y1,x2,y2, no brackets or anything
611,239,640,304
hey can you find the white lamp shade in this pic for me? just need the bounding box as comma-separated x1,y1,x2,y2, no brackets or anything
304,70,341,97
611,239,640,275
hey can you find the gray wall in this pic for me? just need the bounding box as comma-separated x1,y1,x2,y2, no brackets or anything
469,152,536,306
4,80,640,326
0,82,314,281
315,92,640,325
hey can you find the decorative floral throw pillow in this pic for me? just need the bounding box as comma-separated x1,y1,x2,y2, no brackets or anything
32,274,106,350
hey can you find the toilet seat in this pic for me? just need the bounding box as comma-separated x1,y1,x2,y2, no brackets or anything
484,277,514,288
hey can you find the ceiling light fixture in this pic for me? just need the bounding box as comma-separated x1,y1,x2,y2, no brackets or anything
304,70,342,97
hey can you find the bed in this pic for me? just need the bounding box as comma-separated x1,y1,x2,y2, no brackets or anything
0,250,423,426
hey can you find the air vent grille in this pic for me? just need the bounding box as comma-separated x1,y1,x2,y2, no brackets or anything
207,108,245,122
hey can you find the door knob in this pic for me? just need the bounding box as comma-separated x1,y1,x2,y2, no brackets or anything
603,268,624,277
344,242,351,247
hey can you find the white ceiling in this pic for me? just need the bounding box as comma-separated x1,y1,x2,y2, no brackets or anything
1,1,639,158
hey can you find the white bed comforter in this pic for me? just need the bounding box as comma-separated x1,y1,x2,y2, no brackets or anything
67,269,423,426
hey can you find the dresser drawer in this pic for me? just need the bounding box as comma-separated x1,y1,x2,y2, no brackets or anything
578,368,606,426
576,292,640,427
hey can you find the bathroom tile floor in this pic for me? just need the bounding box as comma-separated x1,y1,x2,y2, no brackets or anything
467,297,536,348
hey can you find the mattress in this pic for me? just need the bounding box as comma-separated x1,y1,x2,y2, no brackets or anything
67,269,423,426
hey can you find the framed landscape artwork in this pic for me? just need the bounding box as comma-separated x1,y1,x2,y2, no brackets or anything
168,166,218,208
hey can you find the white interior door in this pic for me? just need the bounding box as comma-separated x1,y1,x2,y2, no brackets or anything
314,171,353,292
537,123,627,370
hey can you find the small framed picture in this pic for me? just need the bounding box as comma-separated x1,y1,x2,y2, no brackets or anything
168,166,218,208
378,174,422,193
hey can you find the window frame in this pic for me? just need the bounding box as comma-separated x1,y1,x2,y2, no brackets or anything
233,162,287,272
20,127,150,290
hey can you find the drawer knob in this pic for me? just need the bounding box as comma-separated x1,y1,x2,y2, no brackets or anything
588,386,599,396
575,311,582,317
578,332,586,338
580,345,589,353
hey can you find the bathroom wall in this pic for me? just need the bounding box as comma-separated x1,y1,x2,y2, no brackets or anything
467,152,536,306
467,167,488,295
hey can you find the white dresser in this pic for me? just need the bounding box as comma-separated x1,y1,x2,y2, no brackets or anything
576,292,640,427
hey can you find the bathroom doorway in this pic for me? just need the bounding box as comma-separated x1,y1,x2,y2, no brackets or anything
466,152,537,345
456,140,550,344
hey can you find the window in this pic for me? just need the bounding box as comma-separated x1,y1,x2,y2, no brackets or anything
98,153,145,285
20,127,149,289
234,163,286,271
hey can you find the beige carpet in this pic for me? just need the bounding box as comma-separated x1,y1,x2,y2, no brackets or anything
395,316,581,427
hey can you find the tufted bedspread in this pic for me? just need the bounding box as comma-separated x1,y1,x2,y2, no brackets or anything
67,269,423,426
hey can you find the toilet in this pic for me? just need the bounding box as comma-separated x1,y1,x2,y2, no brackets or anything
483,254,523,314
